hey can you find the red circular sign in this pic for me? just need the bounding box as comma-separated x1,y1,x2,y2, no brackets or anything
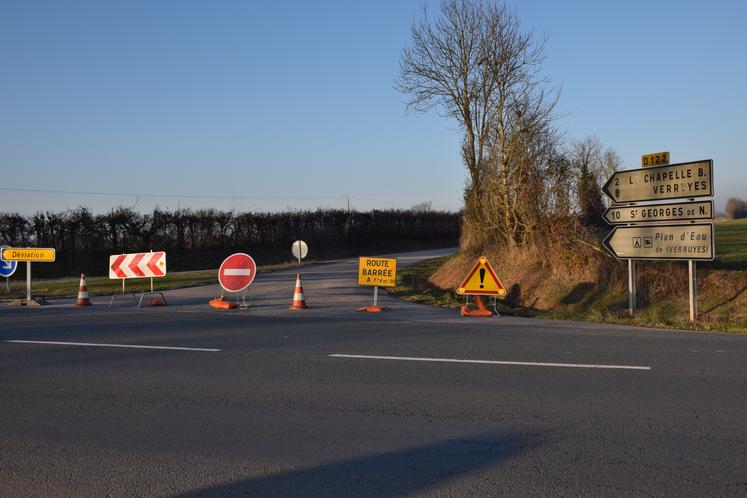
218,253,257,292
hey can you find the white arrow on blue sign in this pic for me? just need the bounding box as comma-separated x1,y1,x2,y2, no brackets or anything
0,245,18,278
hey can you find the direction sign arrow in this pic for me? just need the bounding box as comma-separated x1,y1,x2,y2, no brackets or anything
602,223,714,261
603,200,714,225
602,160,713,203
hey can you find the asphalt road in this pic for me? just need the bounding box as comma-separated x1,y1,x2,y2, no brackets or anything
1,248,745,497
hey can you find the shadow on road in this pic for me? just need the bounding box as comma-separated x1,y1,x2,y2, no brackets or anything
177,431,539,497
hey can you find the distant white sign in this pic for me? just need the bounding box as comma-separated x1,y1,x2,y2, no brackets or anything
291,240,308,262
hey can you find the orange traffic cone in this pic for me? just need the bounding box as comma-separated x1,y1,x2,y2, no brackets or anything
75,274,92,306
460,295,492,317
290,273,308,309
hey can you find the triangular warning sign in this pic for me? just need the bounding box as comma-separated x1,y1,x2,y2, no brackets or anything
457,256,506,296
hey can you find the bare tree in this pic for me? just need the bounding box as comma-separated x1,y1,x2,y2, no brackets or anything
410,201,433,213
397,0,558,248
725,198,747,220
600,147,622,182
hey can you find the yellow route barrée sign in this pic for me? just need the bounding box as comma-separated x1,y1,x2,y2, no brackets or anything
358,257,397,287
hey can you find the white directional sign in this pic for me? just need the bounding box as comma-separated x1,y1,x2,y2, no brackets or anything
602,160,713,203
602,223,714,261
603,200,714,225
291,240,308,261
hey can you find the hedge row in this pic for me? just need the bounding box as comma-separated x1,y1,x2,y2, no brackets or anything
0,207,460,276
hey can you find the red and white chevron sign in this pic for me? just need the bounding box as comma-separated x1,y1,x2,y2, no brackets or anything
109,251,167,279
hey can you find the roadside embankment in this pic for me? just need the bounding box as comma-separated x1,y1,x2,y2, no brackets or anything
389,220,747,333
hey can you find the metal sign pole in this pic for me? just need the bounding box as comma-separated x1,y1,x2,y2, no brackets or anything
5,277,8,293
689,260,697,322
26,261,31,302
297,241,301,264
373,285,378,307
150,250,154,292
628,259,636,316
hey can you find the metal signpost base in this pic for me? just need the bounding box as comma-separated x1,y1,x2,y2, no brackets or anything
26,261,31,302
628,259,636,316
689,260,697,322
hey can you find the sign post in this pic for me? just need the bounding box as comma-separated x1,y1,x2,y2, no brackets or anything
628,260,636,316
108,251,167,307
357,257,397,312
1,247,56,306
689,261,697,322
602,155,715,322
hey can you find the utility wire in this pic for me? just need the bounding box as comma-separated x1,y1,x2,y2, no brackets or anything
0,187,458,211
0,187,341,201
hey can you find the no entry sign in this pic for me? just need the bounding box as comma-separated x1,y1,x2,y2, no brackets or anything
218,253,257,292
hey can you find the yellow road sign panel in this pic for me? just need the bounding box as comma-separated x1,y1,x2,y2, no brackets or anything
1,247,56,262
457,256,506,296
358,257,397,287
641,151,670,167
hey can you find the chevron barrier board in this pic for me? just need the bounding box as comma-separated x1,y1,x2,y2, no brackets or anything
109,251,167,279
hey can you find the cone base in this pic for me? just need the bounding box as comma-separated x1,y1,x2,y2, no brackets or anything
75,300,92,306
290,303,308,310
357,305,382,313
460,305,492,317
460,296,493,317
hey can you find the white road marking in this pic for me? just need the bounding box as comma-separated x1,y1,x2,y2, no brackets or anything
329,354,651,371
224,269,251,276
5,340,220,352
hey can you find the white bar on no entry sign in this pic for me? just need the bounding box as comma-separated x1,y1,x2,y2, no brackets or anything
223,269,251,276
5,340,221,352
329,354,651,371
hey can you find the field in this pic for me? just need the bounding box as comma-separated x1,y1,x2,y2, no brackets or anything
712,218,747,268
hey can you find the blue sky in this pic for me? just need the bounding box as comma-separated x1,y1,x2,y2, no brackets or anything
1,0,745,214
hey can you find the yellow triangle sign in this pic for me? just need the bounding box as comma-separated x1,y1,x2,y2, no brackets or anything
457,256,506,296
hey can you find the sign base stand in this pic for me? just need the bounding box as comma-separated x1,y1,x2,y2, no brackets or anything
8,297,49,307
209,289,248,310
138,291,167,308
460,295,495,317
357,285,383,313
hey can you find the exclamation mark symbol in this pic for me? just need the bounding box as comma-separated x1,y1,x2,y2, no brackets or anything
479,268,485,288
